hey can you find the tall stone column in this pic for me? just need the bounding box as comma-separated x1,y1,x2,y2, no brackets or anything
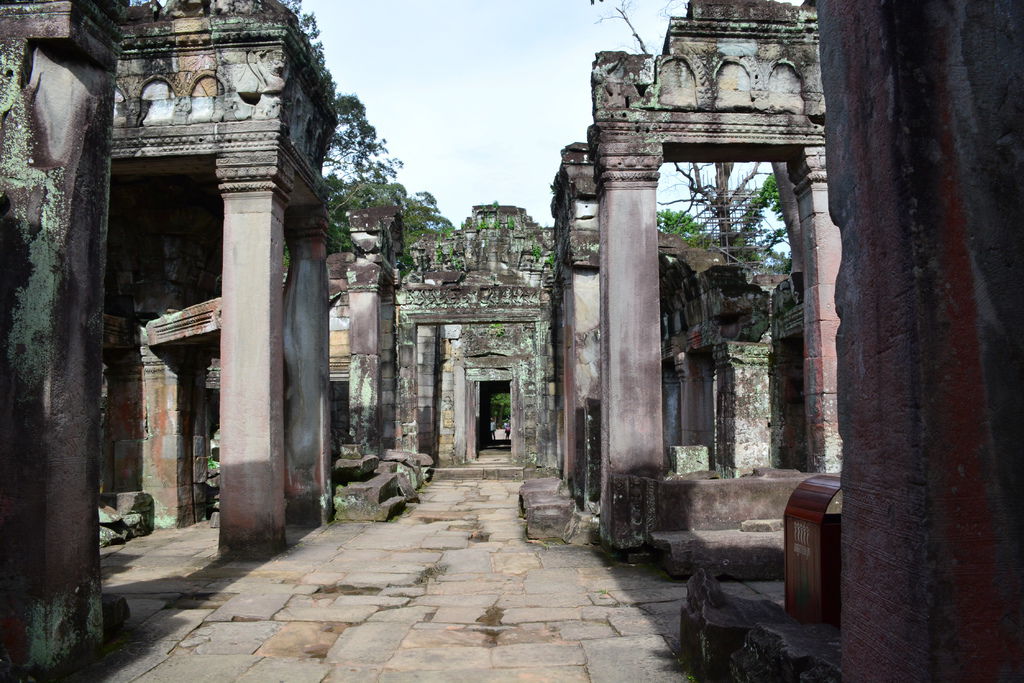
0,1,120,676
347,261,382,455
819,1,1024,677
104,350,145,492
140,345,206,528
283,207,330,526
713,342,771,476
598,155,665,548
216,157,291,557
791,148,842,473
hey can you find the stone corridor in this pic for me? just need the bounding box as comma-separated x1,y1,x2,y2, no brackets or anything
72,476,781,682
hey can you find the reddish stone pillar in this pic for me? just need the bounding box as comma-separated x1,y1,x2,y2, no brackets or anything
104,350,145,492
791,148,842,473
597,155,665,548
0,1,120,676
140,346,206,528
216,158,291,557
819,1,1024,677
283,208,331,526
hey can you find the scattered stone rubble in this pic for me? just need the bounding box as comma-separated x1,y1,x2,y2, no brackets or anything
331,445,432,522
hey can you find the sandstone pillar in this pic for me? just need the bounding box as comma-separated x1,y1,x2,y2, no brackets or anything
790,148,842,473
104,350,145,492
714,342,771,476
598,157,664,548
662,365,683,450
216,158,291,557
140,346,206,528
283,208,330,526
0,1,120,676
347,261,382,455
819,1,1024,677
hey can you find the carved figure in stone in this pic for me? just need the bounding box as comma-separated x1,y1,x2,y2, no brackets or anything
163,0,210,18
233,50,285,120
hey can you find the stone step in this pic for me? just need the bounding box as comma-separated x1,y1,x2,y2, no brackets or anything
430,467,524,481
649,529,784,581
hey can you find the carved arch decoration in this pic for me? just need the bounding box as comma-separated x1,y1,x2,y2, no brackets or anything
140,77,175,126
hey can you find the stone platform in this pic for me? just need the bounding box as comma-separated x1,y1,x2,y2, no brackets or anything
70,475,779,681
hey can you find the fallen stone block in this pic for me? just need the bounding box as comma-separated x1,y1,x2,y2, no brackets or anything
679,569,794,682
333,454,380,484
383,449,433,468
334,473,406,522
337,444,363,460
730,621,841,682
669,445,710,474
651,529,784,580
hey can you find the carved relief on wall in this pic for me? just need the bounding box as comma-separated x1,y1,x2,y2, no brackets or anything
116,48,287,128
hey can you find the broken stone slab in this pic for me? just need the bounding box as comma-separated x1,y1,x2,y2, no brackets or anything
332,455,380,484
730,621,841,683
679,569,795,683
666,469,721,481
650,530,784,580
740,519,783,533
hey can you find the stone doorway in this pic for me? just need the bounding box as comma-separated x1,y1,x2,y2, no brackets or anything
478,380,512,451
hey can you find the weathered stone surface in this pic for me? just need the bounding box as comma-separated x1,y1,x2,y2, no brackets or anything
740,519,782,533
730,621,841,683
0,0,121,676
334,473,406,522
679,569,793,682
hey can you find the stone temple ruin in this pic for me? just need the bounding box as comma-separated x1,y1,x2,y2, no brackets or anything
3,0,1024,679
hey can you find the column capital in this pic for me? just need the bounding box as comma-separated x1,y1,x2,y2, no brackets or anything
216,154,294,199
790,146,829,194
597,153,662,190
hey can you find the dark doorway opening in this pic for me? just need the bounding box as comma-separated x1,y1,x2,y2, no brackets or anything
478,380,512,450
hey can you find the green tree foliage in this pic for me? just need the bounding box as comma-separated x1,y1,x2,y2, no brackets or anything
321,96,453,255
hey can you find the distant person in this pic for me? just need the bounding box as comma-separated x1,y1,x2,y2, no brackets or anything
503,420,509,437
490,419,497,441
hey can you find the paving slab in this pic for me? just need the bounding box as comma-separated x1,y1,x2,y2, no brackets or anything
582,635,684,682
255,621,345,658
206,593,290,622
135,654,260,682
326,621,411,666
178,621,281,655
236,657,331,683
491,643,585,668
384,646,491,671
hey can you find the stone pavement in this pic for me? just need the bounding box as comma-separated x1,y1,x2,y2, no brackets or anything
75,477,783,682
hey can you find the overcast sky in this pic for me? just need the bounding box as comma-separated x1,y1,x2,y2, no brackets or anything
302,1,800,226
301,0,686,225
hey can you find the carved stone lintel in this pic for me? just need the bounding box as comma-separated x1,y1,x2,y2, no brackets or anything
596,152,662,190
